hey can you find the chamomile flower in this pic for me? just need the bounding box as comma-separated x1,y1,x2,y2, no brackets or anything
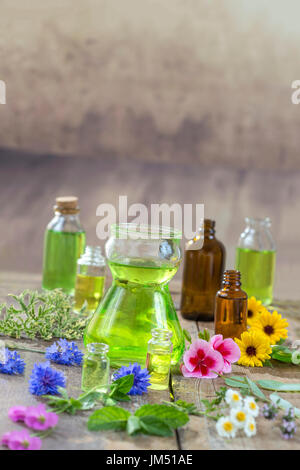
244,396,259,417
244,417,257,437
225,389,242,408
216,416,237,438
230,407,249,428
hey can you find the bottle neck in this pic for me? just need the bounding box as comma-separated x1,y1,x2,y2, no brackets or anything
79,246,105,266
151,328,172,343
222,270,241,290
87,343,109,356
199,219,216,239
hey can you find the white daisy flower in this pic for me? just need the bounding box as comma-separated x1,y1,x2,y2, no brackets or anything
230,407,249,428
225,389,242,408
244,417,257,437
244,396,259,417
216,416,237,438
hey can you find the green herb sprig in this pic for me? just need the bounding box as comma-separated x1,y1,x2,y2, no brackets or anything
87,403,189,437
0,289,89,340
45,375,135,414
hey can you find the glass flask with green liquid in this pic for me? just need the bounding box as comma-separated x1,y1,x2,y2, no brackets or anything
42,197,86,294
84,224,185,368
235,217,276,306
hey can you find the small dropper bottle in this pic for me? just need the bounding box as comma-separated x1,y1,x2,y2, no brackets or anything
74,246,106,314
146,328,172,390
214,270,247,339
81,343,110,393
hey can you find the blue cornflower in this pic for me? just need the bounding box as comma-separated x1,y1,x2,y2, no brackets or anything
29,361,66,396
0,349,25,375
45,339,83,366
113,363,151,396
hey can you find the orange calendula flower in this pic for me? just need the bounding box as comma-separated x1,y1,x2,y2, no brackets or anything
250,310,289,345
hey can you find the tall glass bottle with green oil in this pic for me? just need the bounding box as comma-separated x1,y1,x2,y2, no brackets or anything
42,197,86,294
84,224,185,368
235,217,276,306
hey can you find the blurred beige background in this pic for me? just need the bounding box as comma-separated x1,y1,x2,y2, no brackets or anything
0,0,299,299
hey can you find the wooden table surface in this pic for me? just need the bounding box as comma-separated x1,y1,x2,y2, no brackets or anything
0,272,299,450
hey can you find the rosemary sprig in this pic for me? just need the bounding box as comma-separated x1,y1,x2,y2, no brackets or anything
0,289,89,341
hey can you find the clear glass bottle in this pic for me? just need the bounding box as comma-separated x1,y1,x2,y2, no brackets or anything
235,217,276,305
181,219,225,321
74,246,106,314
42,196,86,294
84,223,184,368
81,343,110,392
146,328,172,391
214,270,247,339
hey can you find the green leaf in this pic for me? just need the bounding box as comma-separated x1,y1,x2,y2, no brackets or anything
57,386,69,400
224,377,249,389
139,416,173,437
78,390,103,410
257,380,300,392
126,416,141,435
164,400,198,415
270,393,300,418
135,404,189,429
183,329,192,344
111,374,134,395
245,377,267,401
198,329,210,341
87,406,131,431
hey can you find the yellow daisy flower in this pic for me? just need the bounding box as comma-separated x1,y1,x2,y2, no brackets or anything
246,296,265,326
235,330,272,367
250,310,288,345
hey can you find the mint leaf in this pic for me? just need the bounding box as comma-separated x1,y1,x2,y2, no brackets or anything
88,406,131,431
135,404,189,429
111,374,134,395
126,416,141,435
139,416,173,437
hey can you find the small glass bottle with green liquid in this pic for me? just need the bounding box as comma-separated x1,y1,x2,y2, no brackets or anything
74,246,106,314
81,343,110,392
146,328,172,390
42,196,86,294
235,217,276,306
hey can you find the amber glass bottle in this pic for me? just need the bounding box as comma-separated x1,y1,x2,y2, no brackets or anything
214,270,247,339
181,219,225,321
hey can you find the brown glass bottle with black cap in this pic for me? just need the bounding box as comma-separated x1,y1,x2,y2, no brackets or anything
181,219,225,321
214,270,247,339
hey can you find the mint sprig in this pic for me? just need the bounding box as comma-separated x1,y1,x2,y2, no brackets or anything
87,404,189,437
45,374,135,414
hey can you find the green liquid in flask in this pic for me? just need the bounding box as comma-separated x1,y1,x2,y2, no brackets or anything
235,248,276,305
42,229,86,294
84,258,185,368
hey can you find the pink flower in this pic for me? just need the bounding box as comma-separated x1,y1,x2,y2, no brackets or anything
182,339,224,378
209,334,241,373
1,430,42,450
24,404,58,431
8,406,27,423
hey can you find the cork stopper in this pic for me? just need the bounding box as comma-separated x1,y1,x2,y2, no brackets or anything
54,196,79,214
